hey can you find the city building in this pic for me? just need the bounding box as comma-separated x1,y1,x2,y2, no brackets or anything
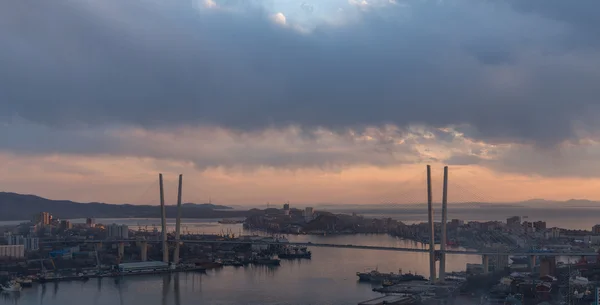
481,221,501,231
539,257,557,277
283,203,290,216
584,235,600,245
0,245,25,258
467,221,481,229
506,216,521,227
34,212,52,225
107,224,129,239
546,227,561,239
29,225,39,235
25,236,40,251
592,224,600,235
60,220,72,230
533,221,547,231
523,222,535,233
86,218,95,228
5,233,39,251
450,219,464,227
303,207,314,223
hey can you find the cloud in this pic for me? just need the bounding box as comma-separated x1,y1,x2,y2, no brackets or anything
507,0,600,47
0,0,599,148
0,119,430,170
272,12,287,25
203,0,217,8
482,140,600,178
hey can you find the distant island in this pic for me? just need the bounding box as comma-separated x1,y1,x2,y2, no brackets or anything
0,192,248,221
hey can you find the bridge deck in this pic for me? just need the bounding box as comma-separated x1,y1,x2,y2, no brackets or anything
39,239,598,256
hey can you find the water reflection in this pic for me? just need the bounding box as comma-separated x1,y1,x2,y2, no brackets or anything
115,278,124,305
40,283,46,305
1,291,20,304
174,274,180,305
161,274,170,305
14,234,480,305
52,282,58,298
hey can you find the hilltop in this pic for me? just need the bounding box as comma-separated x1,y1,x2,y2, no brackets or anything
0,192,245,221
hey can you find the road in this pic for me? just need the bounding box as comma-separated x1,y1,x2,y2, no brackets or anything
40,239,598,256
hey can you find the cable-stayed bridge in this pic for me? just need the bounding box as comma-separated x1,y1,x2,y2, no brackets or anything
39,239,598,257
59,167,591,282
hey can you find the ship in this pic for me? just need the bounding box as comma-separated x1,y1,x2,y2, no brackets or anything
278,247,311,259
220,259,244,267
15,277,33,287
1,281,22,292
38,272,58,283
253,255,281,266
357,269,425,283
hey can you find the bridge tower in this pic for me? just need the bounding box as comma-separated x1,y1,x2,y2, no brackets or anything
159,173,169,263
439,166,449,282
426,165,436,283
173,174,183,265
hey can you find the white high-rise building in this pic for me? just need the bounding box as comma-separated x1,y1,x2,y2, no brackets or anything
25,237,40,251
107,224,129,239
0,245,25,258
7,234,40,251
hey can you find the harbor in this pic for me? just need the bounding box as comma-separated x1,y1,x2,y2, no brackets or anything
0,232,481,304
4,220,600,304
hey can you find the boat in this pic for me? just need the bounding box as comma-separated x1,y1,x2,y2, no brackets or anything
1,281,22,292
253,256,281,266
15,278,32,287
38,273,58,283
278,247,311,259
356,269,425,283
221,259,244,267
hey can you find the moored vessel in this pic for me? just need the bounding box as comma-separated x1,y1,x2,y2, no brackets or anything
357,269,425,283
278,246,311,259
15,278,33,287
1,281,22,292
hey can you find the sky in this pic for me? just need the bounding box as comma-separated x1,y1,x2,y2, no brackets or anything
2,0,600,206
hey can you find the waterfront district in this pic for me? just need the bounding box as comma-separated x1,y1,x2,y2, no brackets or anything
2,206,600,304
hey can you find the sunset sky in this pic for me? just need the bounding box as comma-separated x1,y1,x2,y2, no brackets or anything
2,0,600,206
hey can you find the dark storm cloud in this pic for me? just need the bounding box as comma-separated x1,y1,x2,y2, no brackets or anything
0,119,423,170
1,0,599,146
506,0,600,48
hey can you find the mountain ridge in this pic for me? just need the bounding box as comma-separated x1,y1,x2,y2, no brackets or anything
0,192,241,221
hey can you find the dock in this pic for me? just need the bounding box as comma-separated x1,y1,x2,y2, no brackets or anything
34,267,206,283
358,295,418,305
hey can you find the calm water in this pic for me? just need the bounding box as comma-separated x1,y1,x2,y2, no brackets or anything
3,219,480,305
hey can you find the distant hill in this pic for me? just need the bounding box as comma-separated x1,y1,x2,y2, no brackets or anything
180,202,232,209
0,192,245,221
